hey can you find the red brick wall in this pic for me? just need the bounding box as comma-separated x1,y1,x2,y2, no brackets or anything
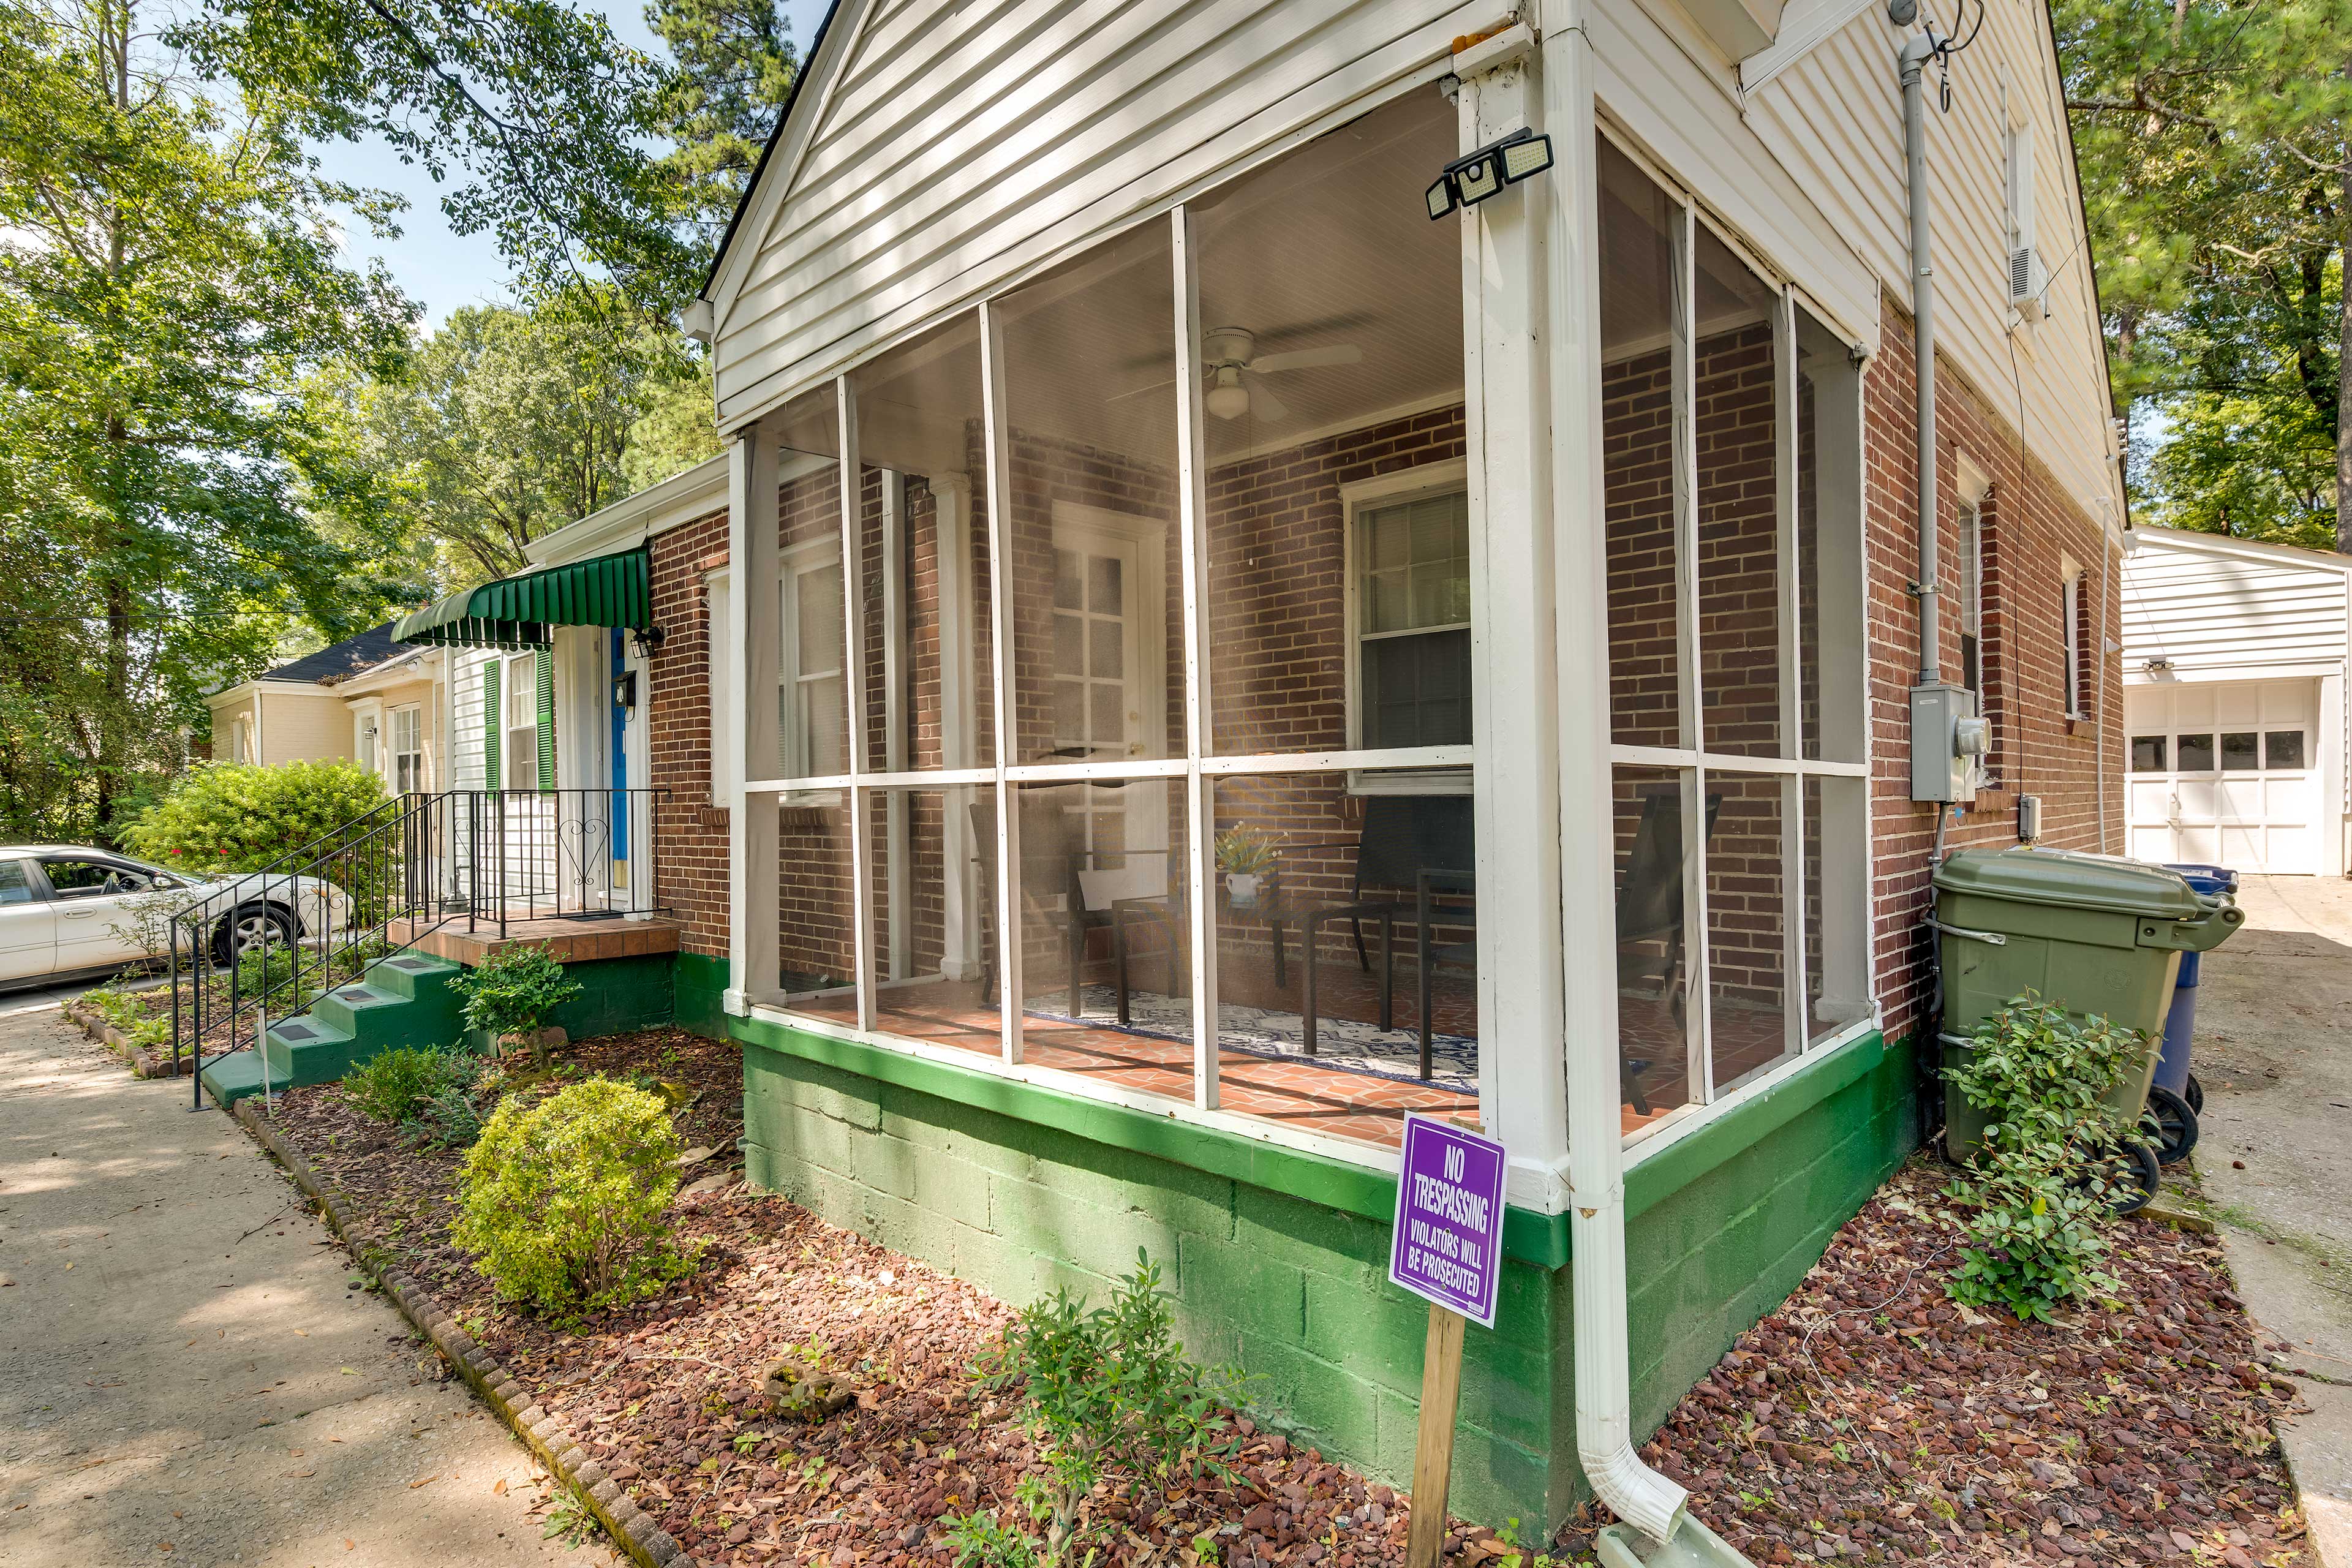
1864,296,2123,1046
648,509,729,959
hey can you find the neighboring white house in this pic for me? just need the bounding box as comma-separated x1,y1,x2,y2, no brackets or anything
2121,525,2352,876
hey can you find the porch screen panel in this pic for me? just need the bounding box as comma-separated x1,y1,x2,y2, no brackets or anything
1008,775,1193,1072
769,386,847,788
1598,129,1874,1146
775,801,857,1006
1189,89,1468,769
1598,138,1689,751
852,786,1000,1046
1202,769,1477,1149
1612,766,1699,1130
1692,227,1784,760
847,312,997,774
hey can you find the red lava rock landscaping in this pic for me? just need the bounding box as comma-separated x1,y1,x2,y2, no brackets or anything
262,1026,1494,1567
1591,1159,2314,1568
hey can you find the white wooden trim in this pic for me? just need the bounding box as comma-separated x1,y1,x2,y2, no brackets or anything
980,301,1023,1065
1774,289,1806,1063
1606,745,1868,777
1172,205,1221,1114
1618,1013,1877,1160
838,379,876,1034
1200,746,1475,777
881,472,911,980
729,429,785,1015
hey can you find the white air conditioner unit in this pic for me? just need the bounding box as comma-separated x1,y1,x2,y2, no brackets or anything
2008,245,2049,322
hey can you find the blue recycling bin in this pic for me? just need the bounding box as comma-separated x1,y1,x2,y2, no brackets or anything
2159,863,2239,1098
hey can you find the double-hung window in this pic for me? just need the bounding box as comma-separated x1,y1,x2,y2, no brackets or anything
503,652,540,791
778,542,845,783
390,705,424,794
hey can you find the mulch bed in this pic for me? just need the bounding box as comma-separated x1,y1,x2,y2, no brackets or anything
263,1033,2317,1568
262,1026,1453,1567
1602,1158,2314,1568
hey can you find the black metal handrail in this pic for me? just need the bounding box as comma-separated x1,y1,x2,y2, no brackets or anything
166,786,671,1105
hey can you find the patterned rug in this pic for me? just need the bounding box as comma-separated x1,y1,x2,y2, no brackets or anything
1027,983,1478,1092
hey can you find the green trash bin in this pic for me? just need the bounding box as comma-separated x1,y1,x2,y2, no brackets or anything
1932,847,2245,1162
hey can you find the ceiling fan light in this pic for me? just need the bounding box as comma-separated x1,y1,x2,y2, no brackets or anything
1204,380,1252,420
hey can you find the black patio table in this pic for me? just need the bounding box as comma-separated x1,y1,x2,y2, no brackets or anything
1110,884,1398,1055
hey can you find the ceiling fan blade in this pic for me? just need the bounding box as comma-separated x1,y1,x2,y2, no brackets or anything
1250,344,1363,374
1246,373,1291,424
1251,311,1379,348
1107,375,1178,403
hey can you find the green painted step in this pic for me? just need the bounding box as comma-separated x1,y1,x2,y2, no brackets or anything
198,1047,270,1107
225,949,473,1097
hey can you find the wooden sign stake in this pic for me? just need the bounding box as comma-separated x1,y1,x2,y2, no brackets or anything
1406,1302,1468,1568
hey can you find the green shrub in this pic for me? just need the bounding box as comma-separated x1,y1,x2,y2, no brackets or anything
120,760,388,874
84,986,146,1031
344,1043,482,1125
453,944,581,1066
1943,993,2151,1322
451,1077,693,1313
949,1252,1245,1559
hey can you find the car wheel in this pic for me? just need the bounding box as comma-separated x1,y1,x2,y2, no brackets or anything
213,903,296,966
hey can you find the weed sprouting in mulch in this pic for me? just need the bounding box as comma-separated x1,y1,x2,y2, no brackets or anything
1577,1157,2314,1568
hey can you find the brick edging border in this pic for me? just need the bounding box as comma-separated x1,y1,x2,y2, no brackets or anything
230,1098,684,1567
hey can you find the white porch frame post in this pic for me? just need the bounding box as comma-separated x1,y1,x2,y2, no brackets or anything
1674,200,1712,1103
1170,205,1220,1112
1460,44,1567,1170
979,301,1025,1063
1775,288,1807,1060
728,424,784,1015
838,377,876,1033
935,473,982,978
881,469,912,980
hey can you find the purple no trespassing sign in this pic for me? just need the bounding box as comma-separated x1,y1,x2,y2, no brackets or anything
1388,1114,1507,1329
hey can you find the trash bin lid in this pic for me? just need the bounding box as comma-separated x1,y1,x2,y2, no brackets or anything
1932,846,2207,919
2164,862,2239,897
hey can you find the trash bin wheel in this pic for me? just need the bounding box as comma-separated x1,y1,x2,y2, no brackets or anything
2184,1072,2204,1115
2143,1084,2199,1167
2105,1142,2163,1218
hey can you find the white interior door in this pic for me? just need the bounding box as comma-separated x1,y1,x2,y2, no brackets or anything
1050,505,1170,908
2127,679,2318,873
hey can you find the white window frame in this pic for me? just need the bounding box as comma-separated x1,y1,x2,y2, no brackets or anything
1596,123,1879,1156
1341,459,1474,796
228,714,252,766
503,651,540,792
777,537,846,800
389,703,424,794
2060,557,2086,720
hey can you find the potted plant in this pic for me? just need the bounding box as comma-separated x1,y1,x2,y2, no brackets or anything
1215,824,1280,908
453,943,582,1069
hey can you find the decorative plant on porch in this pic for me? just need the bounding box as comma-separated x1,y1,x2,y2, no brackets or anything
1943,993,2154,1323
1212,824,1280,907
946,1250,1248,1565
453,943,581,1067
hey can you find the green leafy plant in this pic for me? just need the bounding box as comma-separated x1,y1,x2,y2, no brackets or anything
1943,994,2152,1322
119,759,390,896
1212,825,1278,876
453,943,581,1067
451,1076,696,1313
962,1250,1246,1559
83,986,146,1031
343,1043,483,1126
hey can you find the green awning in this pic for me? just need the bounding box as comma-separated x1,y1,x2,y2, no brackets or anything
392,546,653,649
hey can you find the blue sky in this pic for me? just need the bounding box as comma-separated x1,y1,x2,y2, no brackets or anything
328,0,829,325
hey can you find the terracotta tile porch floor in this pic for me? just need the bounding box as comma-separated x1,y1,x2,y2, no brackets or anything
390,912,682,967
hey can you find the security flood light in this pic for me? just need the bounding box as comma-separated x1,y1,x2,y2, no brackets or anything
1425,129,1555,220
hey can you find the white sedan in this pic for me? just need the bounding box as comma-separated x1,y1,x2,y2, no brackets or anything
0,846,349,992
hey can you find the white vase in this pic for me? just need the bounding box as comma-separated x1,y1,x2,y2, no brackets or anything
1226,872,1262,908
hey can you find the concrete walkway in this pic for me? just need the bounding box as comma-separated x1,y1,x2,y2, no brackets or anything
0,1000,611,1567
2193,875,2352,1567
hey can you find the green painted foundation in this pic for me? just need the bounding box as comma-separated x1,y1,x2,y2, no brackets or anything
540,952,677,1042
696,950,1919,1535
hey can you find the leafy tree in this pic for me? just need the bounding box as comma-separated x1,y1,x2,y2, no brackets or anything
0,0,415,840
2057,0,2352,546
647,0,799,249
356,290,662,582
623,361,726,491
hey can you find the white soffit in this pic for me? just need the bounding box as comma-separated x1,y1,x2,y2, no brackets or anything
1736,0,1877,97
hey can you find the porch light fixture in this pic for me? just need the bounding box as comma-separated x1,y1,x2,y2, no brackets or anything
1425,128,1555,221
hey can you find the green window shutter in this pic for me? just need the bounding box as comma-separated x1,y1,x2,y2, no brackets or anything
482,660,500,789
535,645,556,791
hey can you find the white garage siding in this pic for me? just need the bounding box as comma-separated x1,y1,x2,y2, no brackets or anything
2120,527,2352,876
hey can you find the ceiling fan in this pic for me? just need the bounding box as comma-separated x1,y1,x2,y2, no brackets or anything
1112,326,1363,422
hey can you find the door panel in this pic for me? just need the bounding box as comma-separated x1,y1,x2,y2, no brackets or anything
2124,677,2318,873
0,860,53,982
39,857,150,970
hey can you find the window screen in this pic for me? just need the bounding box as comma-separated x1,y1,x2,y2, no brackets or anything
1357,490,1471,750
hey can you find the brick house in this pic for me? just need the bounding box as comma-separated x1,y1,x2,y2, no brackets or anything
436,0,2131,1547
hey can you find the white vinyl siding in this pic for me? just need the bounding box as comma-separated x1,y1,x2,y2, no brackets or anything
711,0,1483,427
2122,532,2351,678
450,648,496,791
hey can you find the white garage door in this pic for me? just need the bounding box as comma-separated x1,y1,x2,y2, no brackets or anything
2126,680,2319,875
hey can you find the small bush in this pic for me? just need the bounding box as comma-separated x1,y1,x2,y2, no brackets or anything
84,986,146,1031
451,1077,693,1313
454,944,581,1066
949,1251,1245,1559
120,759,388,874
344,1043,482,1125
409,1084,487,1149
1944,993,2152,1322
